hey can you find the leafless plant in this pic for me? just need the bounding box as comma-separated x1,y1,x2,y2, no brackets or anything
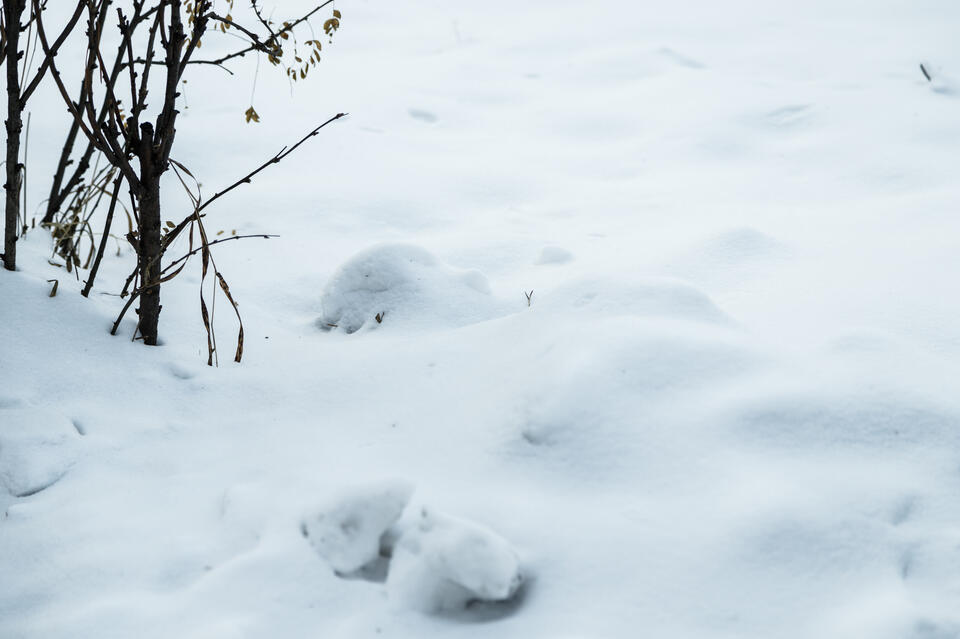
31,0,343,363
2,0,84,271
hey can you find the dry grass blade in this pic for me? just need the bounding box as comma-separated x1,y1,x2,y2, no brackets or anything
215,271,244,363
200,292,214,367
197,217,217,366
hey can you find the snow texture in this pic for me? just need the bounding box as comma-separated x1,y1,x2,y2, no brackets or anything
535,246,575,265
318,243,502,333
0,409,81,498
301,480,413,574
3,0,960,637
539,277,729,325
387,508,523,613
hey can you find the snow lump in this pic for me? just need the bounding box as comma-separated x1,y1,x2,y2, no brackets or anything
387,508,523,613
318,243,504,333
302,483,524,615
301,480,414,574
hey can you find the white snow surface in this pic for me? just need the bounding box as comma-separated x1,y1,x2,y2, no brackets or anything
302,479,413,574
0,409,82,499
3,0,960,637
319,244,502,333
387,508,523,613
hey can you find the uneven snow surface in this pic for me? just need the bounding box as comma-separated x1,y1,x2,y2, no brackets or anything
3,1,960,637
302,480,414,574
387,508,523,614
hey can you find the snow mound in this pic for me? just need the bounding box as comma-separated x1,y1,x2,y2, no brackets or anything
387,508,523,613
535,245,575,265
319,244,504,333
0,408,82,498
541,277,728,324
514,317,760,477
662,226,789,284
301,480,414,574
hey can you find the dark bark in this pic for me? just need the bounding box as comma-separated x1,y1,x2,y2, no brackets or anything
133,0,190,345
34,0,339,361
3,0,25,271
136,121,162,344
137,175,161,343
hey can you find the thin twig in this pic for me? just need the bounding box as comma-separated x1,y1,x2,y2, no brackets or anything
82,172,124,297
164,112,347,247
162,233,276,275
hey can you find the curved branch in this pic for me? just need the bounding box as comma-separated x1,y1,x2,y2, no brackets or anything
20,1,85,104
163,112,347,248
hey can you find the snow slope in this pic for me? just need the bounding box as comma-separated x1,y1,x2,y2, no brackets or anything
3,0,960,637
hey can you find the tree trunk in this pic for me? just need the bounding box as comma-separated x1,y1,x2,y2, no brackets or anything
3,0,25,272
137,173,162,345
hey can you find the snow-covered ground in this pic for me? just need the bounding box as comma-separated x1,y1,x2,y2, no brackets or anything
3,1,960,636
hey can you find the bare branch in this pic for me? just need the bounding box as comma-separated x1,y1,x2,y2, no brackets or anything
20,1,85,104
163,112,347,248
30,0,139,189
81,171,124,297
161,233,276,276
189,0,334,70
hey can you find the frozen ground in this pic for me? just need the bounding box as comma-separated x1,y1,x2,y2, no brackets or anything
3,0,960,637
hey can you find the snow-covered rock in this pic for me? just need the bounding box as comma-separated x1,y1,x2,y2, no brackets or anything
301,480,414,574
318,243,504,333
387,508,523,613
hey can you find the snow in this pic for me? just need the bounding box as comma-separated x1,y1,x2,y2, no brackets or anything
318,243,502,333
302,479,413,574
534,246,574,265
0,408,81,498
3,0,960,637
387,508,523,614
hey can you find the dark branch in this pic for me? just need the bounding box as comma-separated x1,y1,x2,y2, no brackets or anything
163,112,347,248
20,1,85,104
161,233,276,276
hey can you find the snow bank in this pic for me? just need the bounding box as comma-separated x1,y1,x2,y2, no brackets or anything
301,480,414,574
319,244,505,333
387,508,523,613
0,408,82,498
